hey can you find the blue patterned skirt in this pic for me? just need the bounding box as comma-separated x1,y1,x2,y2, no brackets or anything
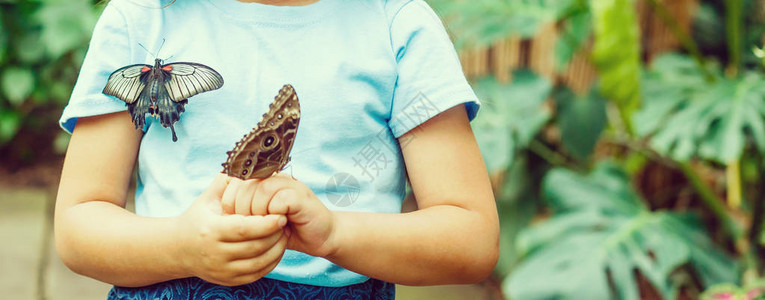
106,277,394,300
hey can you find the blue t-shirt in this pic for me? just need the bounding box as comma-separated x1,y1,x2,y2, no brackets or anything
60,0,479,287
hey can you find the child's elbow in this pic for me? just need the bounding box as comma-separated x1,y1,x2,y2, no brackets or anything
456,220,500,284
53,211,91,277
55,236,79,276
55,224,83,275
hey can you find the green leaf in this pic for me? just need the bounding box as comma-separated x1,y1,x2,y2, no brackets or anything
0,11,6,63
471,71,553,172
555,9,591,71
494,189,538,278
53,131,70,154
15,31,46,63
589,0,642,128
634,54,709,137
0,110,21,144
556,87,607,160
428,0,575,49
35,0,98,59
638,55,765,163
505,163,737,300
505,233,613,300
1,67,35,106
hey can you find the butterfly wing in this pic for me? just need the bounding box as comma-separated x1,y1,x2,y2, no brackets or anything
103,60,223,142
103,64,150,104
222,84,300,180
163,62,224,102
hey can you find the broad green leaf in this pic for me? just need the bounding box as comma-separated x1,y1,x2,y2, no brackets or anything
661,214,739,287
555,9,591,71
556,87,607,160
471,71,552,172
1,67,35,106
516,209,608,254
470,97,514,172
638,54,765,163
494,190,537,278
0,11,6,63
634,54,709,137
15,31,45,63
505,163,737,300
0,110,21,144
543,164,643,214
505,233,612,300
589,0,641,125
428,0,575,49
35,0,98,59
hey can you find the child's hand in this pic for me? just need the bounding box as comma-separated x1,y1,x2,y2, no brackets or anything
221,173,337,258
175,174,288,286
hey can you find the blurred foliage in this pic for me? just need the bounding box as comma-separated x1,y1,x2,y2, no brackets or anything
430,0,765,298
506,163,736,299
471,70,552,172
2,0,765,298
0,0,101,164
427,0,575,49
555,86,607,161
589,0,641,131
636,54,765,164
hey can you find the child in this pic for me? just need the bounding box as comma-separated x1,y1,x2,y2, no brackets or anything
56,0,499,298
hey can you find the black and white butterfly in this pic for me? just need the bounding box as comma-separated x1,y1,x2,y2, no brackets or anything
102,58,224,142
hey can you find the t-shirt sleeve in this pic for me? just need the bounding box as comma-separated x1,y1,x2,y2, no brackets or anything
59,2,133,134
387,0,479,138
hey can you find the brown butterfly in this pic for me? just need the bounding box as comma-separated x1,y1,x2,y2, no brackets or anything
222,84,300,180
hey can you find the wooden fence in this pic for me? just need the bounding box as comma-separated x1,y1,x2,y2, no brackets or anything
457,0,700,95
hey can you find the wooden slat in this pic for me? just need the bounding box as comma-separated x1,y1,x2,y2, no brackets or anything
491,36,521,83
529,22,558,81
642,0,699,61
562,42,597,96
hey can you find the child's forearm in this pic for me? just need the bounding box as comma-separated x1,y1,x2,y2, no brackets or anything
55,201,189,287
325,205,499,285
56,175,289,288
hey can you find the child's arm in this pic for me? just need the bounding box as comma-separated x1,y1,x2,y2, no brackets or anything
328,105,499,285
55,111,288,287
224,105,499,285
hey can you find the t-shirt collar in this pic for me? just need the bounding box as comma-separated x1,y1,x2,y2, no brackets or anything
208,0,342,24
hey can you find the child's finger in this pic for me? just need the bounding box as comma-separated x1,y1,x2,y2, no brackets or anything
222,230,284,260
227,232,288,276
250,173,294,215
217,214,287,242
235,180,259,216
221,177,243,214
251,175,294,215
204,173,230,199
267,188,302,217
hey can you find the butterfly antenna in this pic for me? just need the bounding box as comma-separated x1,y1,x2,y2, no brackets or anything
157,38,166,58
138,43,152,56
